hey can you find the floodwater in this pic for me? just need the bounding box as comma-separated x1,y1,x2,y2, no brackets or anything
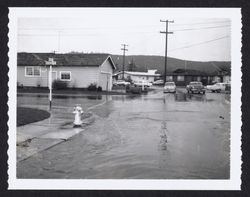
17,89,230,179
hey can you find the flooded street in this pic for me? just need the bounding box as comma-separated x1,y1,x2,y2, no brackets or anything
17,88,230,179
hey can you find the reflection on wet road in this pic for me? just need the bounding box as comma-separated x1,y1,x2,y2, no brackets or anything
17,89,230,179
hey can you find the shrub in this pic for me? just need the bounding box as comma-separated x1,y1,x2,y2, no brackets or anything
17,82,23,88
87,83,97,91
97,86,102,92
52,79,68,90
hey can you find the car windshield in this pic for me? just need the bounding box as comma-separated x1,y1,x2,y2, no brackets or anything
165,82,175,86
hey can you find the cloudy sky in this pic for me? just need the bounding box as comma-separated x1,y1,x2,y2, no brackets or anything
17,9,231,61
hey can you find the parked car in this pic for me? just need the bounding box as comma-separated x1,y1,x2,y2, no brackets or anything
164,82,176,93
126,84,142,94
113,80,130,86
225,83,231,93
153,79,164,85
134,80,152,87
206,82,230,93
186,81,206,94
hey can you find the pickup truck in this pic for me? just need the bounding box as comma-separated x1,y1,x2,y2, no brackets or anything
113,80,130,86
133,80,152,87
186,81,206,94
206,82,230,93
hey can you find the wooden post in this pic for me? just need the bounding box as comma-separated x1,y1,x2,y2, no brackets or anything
45,58,56,111
49,65,52,110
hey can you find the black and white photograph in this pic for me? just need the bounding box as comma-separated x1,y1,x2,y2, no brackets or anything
7,8,242,190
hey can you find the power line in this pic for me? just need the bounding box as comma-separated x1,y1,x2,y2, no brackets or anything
173,25,230,32
18,20,230,31
168,35,230,52
17,31,158,37
172,20,230,26
18,25,230,38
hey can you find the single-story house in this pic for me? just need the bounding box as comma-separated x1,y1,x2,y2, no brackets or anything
165,69,231,86
113,70,160,83
17,52,116,91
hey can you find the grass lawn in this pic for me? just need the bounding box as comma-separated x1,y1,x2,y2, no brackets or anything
17,107,50,127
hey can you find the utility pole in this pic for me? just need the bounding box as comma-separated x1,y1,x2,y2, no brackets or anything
185,60,187,74
121,44,128,80
160,20,174,84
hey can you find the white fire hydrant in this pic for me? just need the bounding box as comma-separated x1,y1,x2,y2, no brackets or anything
73,104,83,127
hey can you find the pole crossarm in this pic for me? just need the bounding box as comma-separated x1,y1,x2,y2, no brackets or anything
160,20,174,23
160,31,173,34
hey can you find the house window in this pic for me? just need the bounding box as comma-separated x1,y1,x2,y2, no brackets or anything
60,71,71,81
25,66,41,77
177,76,184,81
33,67,41,76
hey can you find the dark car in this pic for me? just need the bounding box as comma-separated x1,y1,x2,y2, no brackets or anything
186,81,206,94
126,84,143,94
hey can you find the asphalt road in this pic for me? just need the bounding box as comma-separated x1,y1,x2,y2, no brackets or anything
17,88,230,179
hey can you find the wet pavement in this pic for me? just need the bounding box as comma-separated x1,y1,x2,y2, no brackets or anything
17,88,230,179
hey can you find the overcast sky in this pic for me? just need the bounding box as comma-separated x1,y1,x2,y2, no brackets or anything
17,9,231,61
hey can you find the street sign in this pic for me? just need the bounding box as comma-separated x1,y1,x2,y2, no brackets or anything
45,58,56,66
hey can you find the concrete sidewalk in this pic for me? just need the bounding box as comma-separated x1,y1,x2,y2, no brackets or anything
17,106,95,162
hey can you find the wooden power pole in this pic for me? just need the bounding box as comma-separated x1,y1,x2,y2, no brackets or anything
121,44,128,80
160,20,174,84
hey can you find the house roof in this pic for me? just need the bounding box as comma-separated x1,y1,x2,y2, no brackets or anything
168,68,230,76
17,52,116,69
170,69,207,76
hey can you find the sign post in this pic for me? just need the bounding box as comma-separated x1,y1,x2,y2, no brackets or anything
45,58,56,111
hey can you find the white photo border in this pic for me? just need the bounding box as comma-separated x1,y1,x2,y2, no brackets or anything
8,7,242,190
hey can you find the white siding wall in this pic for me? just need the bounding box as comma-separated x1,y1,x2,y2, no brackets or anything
55,66,99,88
130,75,155,83
98,58,114,91
17,66,99,88
17,66,48,87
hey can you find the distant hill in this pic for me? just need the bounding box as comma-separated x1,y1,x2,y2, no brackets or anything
111,55,231,76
